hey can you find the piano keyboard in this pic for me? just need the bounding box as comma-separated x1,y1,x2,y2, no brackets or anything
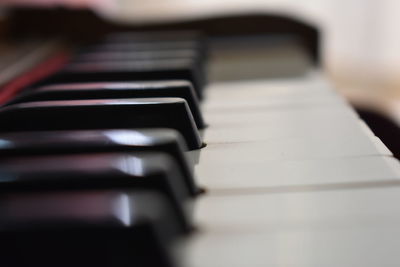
0,28,399,267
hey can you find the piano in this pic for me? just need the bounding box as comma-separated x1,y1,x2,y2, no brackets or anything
0,7,399,267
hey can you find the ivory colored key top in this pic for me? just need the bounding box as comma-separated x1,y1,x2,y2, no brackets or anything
196,155,400,190
0,191,182,267
183,187,400,267
0,98,203,150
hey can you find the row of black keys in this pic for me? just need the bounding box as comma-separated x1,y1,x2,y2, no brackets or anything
0,31,207,267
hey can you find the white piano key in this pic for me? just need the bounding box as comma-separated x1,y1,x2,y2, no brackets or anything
370,135,393,156
206,72,337,98
356,119,393,156
183,187,400,267
184,222,400,267
203,108,370,144
205,89,346,108
199,133,389,164
205,83,336,100
204,91,345,110
358,119,377,139
196,156,400,190
206,107,346,126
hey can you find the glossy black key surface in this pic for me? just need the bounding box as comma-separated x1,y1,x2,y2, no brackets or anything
0,191,181,267
103,30,204,43
0,129,199,195
83,40,204,55
10,81,205,129
0,98,203,150
71,51,207,88
82,29,207,65
74,49,200,62
39,59,205,99
0,152,191,230
99,30,206,57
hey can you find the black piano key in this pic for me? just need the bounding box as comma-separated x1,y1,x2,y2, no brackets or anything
10,81,205,129
70,49,206,71
0,98,203,150
0,129,200,196
81,28,208,65
103,30,204,43
0,152,191,231
71,51,207,87
73,49,199,62
38,59,205,99
0,190,181,267
99,30,207,57
82,40,204,56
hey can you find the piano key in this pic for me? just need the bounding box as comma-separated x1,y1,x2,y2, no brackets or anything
205,72,338,107
205,78,337,100
0,152,192,230
82,40,204,55
10,81,206,129
203,109,377,144
184,186,400,267
204,78,346,112
0,129,200,196
203,107,356,145
0,190,182,267
205,104,356,125
70,51,207,89
40,59,205,99
0,98,203,150
197,134,391,170
103,30,204,43
196,156,400,190
73,44,205,66
98,30,207,61
204,90,346,112
74,49,200,62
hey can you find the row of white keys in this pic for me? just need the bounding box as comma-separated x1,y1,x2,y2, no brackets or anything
202,75,387,150
203,108,382,146
185,71,400,267
184,187,400,267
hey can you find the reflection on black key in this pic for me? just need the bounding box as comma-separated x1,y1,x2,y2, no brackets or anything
0,152,191,230
11,81,205,129
39,59,205,99
0,191,181,267
0,98,203,150
0,129,199,195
